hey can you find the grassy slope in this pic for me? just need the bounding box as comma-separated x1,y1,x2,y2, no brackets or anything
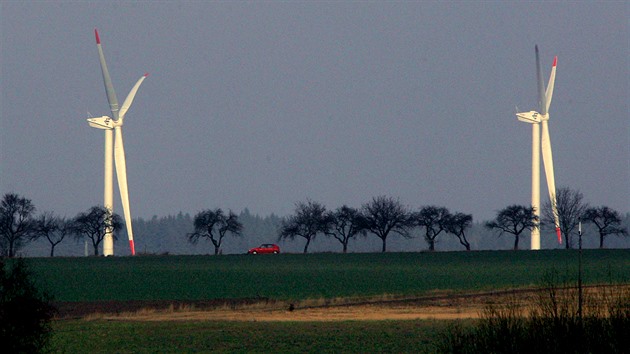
51,319,453,353
28,249,629,302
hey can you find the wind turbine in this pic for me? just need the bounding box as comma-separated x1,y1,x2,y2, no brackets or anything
87,29,147,256
516,45,561,250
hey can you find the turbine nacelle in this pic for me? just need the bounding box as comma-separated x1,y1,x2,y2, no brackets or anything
87,116,114,130
516,111,550,124
516,111,541,124
87,115,125,130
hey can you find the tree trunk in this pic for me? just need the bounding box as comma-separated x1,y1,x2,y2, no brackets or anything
303,237,311,254
381,238,387,253
599,234,605,249
456,235,471,251
342,242,348,253
50,245,55,257
214,245,220,255
9,239,15,257
428,239,435,251
513,235,519,250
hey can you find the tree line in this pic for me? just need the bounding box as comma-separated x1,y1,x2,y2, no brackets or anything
277,197,472,253
1,189,628,257
274,194,628,254
0,193,125,257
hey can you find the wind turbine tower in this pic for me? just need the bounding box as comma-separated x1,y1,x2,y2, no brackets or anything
516,45,562,250
87,29,147,256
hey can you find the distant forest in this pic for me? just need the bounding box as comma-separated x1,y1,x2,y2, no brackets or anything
25,209,630,257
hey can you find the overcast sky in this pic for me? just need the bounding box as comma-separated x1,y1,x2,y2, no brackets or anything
1,2,628,227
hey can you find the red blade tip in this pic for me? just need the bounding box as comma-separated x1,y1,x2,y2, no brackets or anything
552,56,557,67
129,240,136,256
556,227,562,244
95,28,101,44
144,72,149,77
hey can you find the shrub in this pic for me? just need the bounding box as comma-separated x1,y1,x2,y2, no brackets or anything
438,272,630,353
0,258,56,353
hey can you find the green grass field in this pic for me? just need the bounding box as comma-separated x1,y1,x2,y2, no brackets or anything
27,249,628,353
27,249,629,303
51,319,454,353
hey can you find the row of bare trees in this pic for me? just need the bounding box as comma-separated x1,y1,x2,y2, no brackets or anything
184,197,475,255
0,193,123,257
278,196,475,253
1,189,628,257
541,187,628,249
278,192,628,253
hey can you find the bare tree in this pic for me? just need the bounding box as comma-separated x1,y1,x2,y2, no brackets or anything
0,193,37,257
278,200,331,254
581,206,628,248
414,206,451,251
33,212,71,257
71,206,122,256
361,196,414,253
188,209,243,255
542,187,588,249
445,212,473,251
326,205,366,253
485,205,538,250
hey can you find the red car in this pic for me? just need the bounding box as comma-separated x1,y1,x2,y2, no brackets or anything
248,244,280,254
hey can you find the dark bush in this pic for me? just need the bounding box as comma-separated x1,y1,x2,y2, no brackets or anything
0,258,56,353
438,274,630,353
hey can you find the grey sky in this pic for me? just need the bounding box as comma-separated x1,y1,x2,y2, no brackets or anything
1,2,628,227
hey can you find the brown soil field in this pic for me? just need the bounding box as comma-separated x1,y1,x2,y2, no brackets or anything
53,284,629,322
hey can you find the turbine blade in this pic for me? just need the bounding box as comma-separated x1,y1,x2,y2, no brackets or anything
545,56,557,113
119,73,149,121
541,120,562,244
95,29,120,120
535,45,547,116
113,127,135,255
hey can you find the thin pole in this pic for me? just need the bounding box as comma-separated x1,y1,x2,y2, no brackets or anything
578,221,583,322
